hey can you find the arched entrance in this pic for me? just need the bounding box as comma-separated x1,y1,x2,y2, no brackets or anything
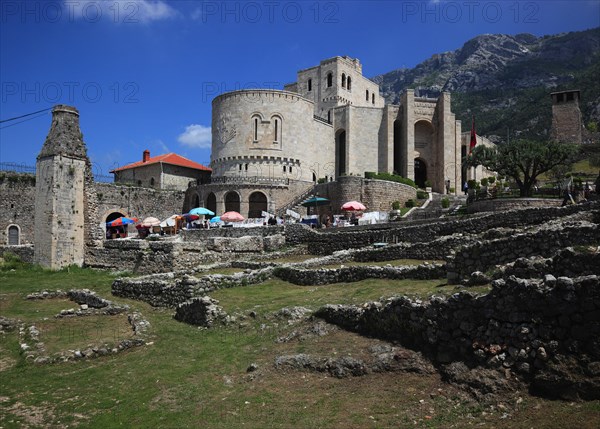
336,130,346,177
224,192,240,213
414,159,427,188
105,211,125,224
206,193,217,217
193,194,200,208
7,225,19,245
105,211,126,239
248,191,268,219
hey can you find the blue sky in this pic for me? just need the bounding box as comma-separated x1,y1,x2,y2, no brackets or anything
1,0,599,177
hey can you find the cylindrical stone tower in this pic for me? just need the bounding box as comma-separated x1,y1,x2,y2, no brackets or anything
34,105,88,269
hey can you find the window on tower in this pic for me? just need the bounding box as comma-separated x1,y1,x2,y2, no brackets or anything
327,72,333,88
341,73,346,88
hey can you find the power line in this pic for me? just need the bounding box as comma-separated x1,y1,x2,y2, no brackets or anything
0,107,52,124
0,111,49,130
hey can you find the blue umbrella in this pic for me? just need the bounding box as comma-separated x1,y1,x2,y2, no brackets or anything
209,216,221,223
190,207,215,216
106,217,138,227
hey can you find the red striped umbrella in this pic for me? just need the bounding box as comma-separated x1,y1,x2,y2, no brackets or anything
341,201,366,211
106,217,138,227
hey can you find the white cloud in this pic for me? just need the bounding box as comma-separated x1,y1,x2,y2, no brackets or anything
178,124,212,148
65,0,177,24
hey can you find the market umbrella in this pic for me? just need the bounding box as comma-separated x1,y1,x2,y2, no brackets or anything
190,207,215,216
301,196,330,217
106,217,138,227
160,217,176,227
341,201,366,211
301,196,330,207
209,216,221,223
221,211,245,222
182,213,200,221
140,217,160,227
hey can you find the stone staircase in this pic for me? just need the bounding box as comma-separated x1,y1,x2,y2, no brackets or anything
275,183,316,218
405,192,466,220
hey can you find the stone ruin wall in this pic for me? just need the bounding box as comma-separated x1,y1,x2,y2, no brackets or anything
84,229,286,275
466,198,562,214
448,220,600,282
315,273,599,400
286,202,598,254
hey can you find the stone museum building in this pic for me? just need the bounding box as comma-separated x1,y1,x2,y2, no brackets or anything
192,56,463,216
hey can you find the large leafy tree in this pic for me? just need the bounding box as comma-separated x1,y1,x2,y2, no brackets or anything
466,139,579,197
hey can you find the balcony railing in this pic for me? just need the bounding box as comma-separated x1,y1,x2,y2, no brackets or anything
313,115,332,125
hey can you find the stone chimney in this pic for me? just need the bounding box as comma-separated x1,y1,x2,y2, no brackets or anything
143,150,150,162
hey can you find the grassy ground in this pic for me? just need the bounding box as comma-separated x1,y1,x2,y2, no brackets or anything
1,262,599,428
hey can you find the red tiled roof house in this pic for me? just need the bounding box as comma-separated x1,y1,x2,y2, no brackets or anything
110,150,211,191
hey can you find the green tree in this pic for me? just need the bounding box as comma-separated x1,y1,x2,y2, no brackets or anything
466,139,579,197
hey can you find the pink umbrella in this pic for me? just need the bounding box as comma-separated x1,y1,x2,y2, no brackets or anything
221,211,245,222
341,201,366,211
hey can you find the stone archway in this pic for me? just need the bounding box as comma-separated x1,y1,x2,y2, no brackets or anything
224,191,241,213
248,191,268,219
105,211,126,224
206,193,217,217
414,158,427,188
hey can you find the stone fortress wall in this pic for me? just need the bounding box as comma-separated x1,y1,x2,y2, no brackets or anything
0,173,35,245
0,172,184,249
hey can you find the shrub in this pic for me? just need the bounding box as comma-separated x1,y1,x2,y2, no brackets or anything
480,178,489,186
441,197,450,208
317,178,327,184
488,176,496,184
391,201,401,210
405,199,415,208
467,179,478,189
449,187,455,193
1,252,26,271
416,190,428,199
364,171,376,179
424,180,432,188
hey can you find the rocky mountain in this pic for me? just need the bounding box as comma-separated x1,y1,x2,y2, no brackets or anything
373,28,600,142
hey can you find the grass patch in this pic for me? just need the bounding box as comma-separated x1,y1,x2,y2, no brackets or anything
211,277,484,316
0,263,598,428
35,315,134,354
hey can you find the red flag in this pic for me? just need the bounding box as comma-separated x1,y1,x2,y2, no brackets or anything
469,116,477,153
